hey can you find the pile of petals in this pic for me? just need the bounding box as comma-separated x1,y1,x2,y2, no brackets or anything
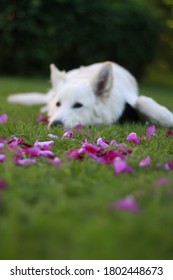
0,136,61,167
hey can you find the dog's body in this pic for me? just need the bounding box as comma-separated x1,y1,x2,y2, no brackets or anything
8,61,173,128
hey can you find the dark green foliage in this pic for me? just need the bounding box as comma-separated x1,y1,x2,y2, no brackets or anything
0,0,161,78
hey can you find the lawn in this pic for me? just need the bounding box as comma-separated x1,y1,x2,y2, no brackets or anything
0,76,173,260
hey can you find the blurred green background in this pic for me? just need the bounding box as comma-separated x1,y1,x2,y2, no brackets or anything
0,0,173,83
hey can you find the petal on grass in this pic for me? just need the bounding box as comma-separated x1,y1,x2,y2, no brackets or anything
62,130,74,139
139,156,151,167
0,154,6,163
48,133,58,139
48,157,61,166
0,114,8,124
34,140,54,150
165,160,173,171
37,114,49,123
96,138,110,148
155,177,170,187
113,158,132,174
15,158,37,166
126,132,141,144
0,143,5,152
67,149,85,160
166,130,173,136
0,179,7,190
146,125,156,138
110,196,140,213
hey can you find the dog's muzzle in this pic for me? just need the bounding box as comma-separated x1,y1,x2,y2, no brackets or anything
51,120,63,126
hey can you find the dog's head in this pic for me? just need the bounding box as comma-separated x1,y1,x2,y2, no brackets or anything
48,62,113,128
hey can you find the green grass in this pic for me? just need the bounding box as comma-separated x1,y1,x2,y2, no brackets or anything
0,77,173,260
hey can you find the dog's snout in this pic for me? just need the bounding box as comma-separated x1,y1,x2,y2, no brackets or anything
51,120,63,126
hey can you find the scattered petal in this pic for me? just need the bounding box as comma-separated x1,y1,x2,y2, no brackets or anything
0,154,6,163
165,160,173,171
155,177,170,187
96,138,110,148
34,140,54,150
48,157,61,166
0,114,8,123
73,124,85,131
48,133,58,139
110,196,140,213
166,130,173,136
110,140,118,146
126,132,141,144
0,143,5,152
113,158,132,174
15,158,37,166
139,156,151,167
62,130,74,139
146,125,156,138
67,149,85,160
37,114,49,123
0,179,7,190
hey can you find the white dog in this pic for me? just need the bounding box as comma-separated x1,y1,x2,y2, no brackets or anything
8,61,173,128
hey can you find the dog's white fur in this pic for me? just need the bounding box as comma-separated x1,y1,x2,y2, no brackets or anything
8,61,173,128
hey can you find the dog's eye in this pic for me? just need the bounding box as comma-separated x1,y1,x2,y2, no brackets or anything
73,102,83,109
56,101,61,107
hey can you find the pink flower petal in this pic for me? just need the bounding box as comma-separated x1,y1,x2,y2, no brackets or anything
166,130,173,136
48,157,61,166
96,138,110,148
34,140,54,150
0,154,6,163
0,179,7,190
67,149,85,160
81,141,102,155
113,158,132,174
98,150,125,164
37,114,49,123
0,114,8,123
110,140,118,147
48,134,58,139
126,132,141,144
139,156,151,167
15,158,37,166
0,143,5,152
155,177,170,187
110,196,140,213
165,160,173,171
23,147,41,157
146,125,156,138
62,130,74,139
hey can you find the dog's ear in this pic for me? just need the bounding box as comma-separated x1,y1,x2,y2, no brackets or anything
92,62,113,97
50,64,66,89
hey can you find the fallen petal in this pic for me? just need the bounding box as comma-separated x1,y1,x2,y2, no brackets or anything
165,160,173,171
110,196,140,213
0,154,6,163
15,158,37,166
0,179,7,190
146,125,156,138
62,130,74,139
48,133,58,139
126,132,141,144
0,114,8,123
34,140,54,150
139,156,151,167
48,157,61,166
37,114,49,123
166,130,173,136
97,138,110,148
113,158,132,174
155,177,170,187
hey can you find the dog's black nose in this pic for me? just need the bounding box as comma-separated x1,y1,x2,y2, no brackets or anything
51,120,63,126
